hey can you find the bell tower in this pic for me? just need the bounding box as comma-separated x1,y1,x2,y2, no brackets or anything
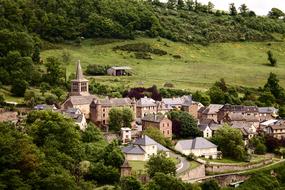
70,60,90,96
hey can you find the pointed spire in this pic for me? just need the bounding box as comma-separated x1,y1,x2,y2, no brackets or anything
75,60,84,80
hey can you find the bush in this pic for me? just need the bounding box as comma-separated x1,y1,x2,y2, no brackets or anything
255,143,267,155
86,64,110,76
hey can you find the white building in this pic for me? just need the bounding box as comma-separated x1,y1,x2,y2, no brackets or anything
121,127,132,144
175,137,218,159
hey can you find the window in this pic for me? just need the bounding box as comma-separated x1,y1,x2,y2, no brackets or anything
103,113,105,117
167,130,169,135
152,146,155,149
81,82,87,92
103,109,105,112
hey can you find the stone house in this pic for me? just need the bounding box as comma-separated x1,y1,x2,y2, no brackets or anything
142,114,172,139
161,96,203,119
258,107,278,121
62,108,87,131
62,60,96,118
231,121,257,145
107,66,132,76
265,120,285,139
175,137,219,159
217,105,259,124
136,97,157,119
122,135,170,161
198,104,224,123
90,97,136,126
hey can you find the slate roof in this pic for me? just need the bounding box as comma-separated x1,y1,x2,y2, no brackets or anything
136,97,156,107
64,95,96,105
122,145,145,155
142,114,168,123
97,97,133,107
198,124,210,131
220,104,258,112
270,120,285,130
134,135,169,151
176,137,217,150
199,104,223,115
258,107,278,114
134,135,157,146
162,95,193,107
72,60,88,82
34,104,56,110
225,113,259,122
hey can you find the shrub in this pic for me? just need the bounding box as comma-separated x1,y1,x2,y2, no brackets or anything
86,64,109,76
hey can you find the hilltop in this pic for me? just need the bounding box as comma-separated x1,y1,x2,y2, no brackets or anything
42,38,285,91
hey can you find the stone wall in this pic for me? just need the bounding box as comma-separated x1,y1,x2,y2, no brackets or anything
205,158,273,174
179,164,205,181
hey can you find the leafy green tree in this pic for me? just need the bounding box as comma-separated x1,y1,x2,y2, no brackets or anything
201,179,220,190
120,176,143,190
32,45,41,64
212,124,246,161
109,108,134,131
24,91,42,108
168,111,201,138
11,79,28,97
143,127,172,147
268,8,284,19
44,57,65,86
51,87,65,100
264,73,284,100
208,86,225,104
0,93,4,105
146,152,176,178
207,2,214,13
88,162,120,185
177,0,185,10
267,50,277,66
258,91,276,107
279,106,285,118
167,0,177,9
82,123,105,143
229,3,238,16
146,172,186,190
40,82,50,96
239,4,249,16
255,143,267,155
185,0,195,11
192,91,210,106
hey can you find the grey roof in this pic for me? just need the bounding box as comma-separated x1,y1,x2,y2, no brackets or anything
176,137,217,150
72,60,88,81
258,107,278,114
134,135,157,146
64,95,96,105
198,124,210,131
209,123,222,131
162,95,193,107
97,97,133,107
136,97,156,107
122,145,145,155
142,114,169,123
220,104,258,112
199,104,223,115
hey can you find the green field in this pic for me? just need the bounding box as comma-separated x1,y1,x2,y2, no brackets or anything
41,38,285,91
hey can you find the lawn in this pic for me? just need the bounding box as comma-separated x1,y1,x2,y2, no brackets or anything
189,161,200,169
202,154,268,165
41,38,285,91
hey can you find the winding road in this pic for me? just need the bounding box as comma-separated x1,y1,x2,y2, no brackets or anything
170,152,190,174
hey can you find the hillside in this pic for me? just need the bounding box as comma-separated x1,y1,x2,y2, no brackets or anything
42,38,285,91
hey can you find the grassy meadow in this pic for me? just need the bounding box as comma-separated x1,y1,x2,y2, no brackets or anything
41,38,285,91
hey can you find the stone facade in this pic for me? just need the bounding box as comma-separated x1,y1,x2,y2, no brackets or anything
142,114,172,139
90,97,136,126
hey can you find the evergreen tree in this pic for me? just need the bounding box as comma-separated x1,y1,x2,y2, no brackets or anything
239,4,249,16
229,3,238,16
167,0,177,9
177,0,185,10
32,45,41,64
267,50,277,66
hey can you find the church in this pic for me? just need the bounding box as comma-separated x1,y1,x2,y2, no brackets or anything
61,60,96,118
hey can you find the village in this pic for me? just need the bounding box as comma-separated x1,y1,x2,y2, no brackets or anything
1,60,284,186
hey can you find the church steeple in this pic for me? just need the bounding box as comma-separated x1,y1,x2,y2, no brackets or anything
70,60,90,96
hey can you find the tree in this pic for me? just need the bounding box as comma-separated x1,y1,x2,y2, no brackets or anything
143,127,172,147
24,91,42,108
177,0,185,10
193,91,210,106
239,4,249,16
44,57,65,86
255,143,267,155
201,179,220,190
267,50,277,67
51,87,65,100
264,73,284,100
146,152,176,178
212,124,246,161
185,0,194,11
120,176,143,190
32,45,41,64
229,3,237,16
258,91,276,107
40,82,50,96
146,172,189,190
109,108,134,131
264,135,280,153
0,93,4,105
167,0,177,9
268,8,284,19
207,2,214,13
11,79,28,97
168,111,201,138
